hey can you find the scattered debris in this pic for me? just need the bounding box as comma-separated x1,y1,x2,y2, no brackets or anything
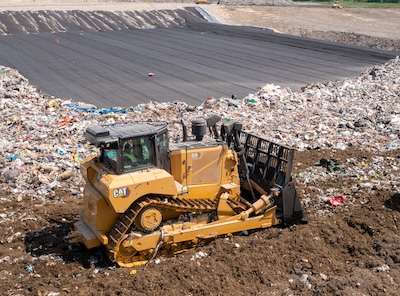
0,55,399,295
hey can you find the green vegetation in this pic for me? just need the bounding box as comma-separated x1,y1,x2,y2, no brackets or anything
293,0,400,8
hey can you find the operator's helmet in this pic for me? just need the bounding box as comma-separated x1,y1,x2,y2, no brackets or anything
124,139,134,151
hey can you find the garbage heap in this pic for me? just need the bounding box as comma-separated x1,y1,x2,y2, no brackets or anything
0,57,399,203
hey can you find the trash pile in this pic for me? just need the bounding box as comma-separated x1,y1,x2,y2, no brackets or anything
0,57,399,204
297,152,399,215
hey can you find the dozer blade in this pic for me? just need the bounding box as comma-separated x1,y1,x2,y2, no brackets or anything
282,181,303,225
237,130,303,224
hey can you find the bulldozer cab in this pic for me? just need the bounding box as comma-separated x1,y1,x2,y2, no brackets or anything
85,122,170,175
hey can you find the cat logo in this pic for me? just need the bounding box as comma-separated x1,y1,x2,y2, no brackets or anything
113,187,130,198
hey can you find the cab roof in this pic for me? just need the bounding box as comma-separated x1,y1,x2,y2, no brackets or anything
85,121,167,146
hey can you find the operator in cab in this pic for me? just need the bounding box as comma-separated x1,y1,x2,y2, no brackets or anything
122,139,143,169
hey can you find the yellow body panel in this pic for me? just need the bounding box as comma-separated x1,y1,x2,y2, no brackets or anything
81,184,118,233
102,169,177,213
82,160,178,213
70,183,118,248
169,144,240,200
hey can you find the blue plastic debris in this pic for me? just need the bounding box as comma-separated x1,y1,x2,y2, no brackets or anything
6,155,20,161
99,108,127,114
65,104,98,113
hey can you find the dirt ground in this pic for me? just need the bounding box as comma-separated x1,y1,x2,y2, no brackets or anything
2,147,399,295
204,5,400,52
1,2,400,296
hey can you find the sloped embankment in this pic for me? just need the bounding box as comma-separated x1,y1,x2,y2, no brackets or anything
0,7,206,35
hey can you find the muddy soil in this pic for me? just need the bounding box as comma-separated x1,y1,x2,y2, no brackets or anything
1,147,399,295
204,5,400,53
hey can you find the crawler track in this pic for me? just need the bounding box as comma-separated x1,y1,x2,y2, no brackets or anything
105,195,247,265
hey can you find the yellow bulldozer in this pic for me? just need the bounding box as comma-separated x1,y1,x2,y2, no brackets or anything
69,116,303,267
332,1,344,9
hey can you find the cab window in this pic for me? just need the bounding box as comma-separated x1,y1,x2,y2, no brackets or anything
121,136,155,172
103,149,118,171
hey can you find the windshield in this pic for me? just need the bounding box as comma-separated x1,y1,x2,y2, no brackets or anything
121,136,155,172
103,149,118,171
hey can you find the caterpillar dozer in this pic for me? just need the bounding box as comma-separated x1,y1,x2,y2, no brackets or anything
69,116,303,267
